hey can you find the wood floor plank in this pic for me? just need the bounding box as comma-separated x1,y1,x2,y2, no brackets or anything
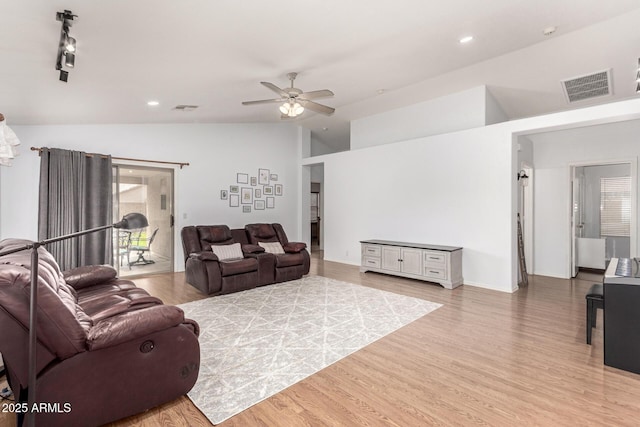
2,253,640,426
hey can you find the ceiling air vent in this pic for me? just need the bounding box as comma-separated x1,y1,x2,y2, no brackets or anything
173,105,199,111
561,69,612,103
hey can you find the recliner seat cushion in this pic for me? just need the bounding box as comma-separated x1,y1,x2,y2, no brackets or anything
219,257,258,276
274,252,305,268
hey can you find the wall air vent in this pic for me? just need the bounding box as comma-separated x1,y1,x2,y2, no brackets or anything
173,105,199,111
561,69,612,103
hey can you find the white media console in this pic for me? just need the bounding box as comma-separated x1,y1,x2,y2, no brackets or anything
360,239,463,289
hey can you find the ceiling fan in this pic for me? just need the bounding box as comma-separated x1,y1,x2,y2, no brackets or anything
242,72,335,118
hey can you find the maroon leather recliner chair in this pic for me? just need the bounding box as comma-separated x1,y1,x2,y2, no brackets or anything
0,239,200,427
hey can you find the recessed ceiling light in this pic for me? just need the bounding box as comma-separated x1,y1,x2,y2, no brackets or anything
459,36,474,44
147,100,159,106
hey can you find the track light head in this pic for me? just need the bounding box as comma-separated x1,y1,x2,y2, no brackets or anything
64,52,75,68
65,36,76,53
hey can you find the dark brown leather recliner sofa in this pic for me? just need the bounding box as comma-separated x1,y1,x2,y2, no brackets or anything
181,223,310,295
0,238,200,427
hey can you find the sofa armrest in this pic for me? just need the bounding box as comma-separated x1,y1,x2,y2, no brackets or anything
87,305,191,351
283,242,307,253
63,265,118,290
189,251,219,262
242,244,265,254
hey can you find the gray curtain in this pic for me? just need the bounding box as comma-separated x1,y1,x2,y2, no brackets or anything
38,148,113,270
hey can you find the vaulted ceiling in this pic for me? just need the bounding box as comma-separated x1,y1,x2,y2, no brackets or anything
2,1,640,150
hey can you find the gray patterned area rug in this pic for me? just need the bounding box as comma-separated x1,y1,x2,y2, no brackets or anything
179,275,442,424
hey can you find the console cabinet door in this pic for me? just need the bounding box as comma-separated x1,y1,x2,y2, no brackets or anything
401,248,423,275
381,246,401,272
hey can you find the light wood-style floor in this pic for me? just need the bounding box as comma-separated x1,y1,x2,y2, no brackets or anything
3,254,640,426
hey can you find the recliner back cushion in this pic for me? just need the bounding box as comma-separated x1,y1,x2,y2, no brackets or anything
245,224,278,244
0,239,89,359
197,225,234,249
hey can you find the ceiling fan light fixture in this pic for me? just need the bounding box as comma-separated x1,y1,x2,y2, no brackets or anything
279,103,290,115
292,102,304,115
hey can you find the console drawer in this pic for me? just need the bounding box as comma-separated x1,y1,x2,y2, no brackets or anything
363,245,381,257
425,267,447,280
363,257,381,269
424,252,445,265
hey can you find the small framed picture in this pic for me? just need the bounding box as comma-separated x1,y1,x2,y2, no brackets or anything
264,185,273,195
266,197,275,209
258,168,270,185
254,188,262,198
270,174,278,181
275,184,283,196
250,177,257,186
241,187,253,204
229,194,240,207
230,185,239,193
243,205,251,213
237,173,249,184
254,200,265,210
220,190,228,200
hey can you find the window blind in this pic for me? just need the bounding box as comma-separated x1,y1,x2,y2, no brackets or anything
600,176,631,237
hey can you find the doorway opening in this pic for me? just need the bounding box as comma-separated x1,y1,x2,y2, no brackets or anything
311,182,321,251
570,161,635,278
308,163,324,257
113,165,174,277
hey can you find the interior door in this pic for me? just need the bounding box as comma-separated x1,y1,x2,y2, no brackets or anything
113,165,174,277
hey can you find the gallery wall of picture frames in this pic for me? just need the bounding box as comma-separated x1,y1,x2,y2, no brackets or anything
220,168,284,213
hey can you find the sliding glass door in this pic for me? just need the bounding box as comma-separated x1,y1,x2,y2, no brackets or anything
112,165,174,277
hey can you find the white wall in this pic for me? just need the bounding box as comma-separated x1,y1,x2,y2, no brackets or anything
0,123,301,272
528,119,640,278
310,137,337,157
311,125,517,291
305,98,640,292
350,86,508,150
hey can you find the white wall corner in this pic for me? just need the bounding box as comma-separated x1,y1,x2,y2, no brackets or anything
485,86,509,125
299,126,311,159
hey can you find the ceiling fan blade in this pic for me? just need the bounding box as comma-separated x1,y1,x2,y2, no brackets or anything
242,98,285,106
300,89,334,100
261,82,288,97
302,100,335,116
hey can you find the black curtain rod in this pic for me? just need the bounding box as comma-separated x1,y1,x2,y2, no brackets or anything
30,146,189,169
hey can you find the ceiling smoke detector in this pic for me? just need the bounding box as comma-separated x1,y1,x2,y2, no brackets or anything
561,69,612,103
173,105,199,111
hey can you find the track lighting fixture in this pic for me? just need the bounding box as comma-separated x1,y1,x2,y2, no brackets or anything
55,10,77,82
